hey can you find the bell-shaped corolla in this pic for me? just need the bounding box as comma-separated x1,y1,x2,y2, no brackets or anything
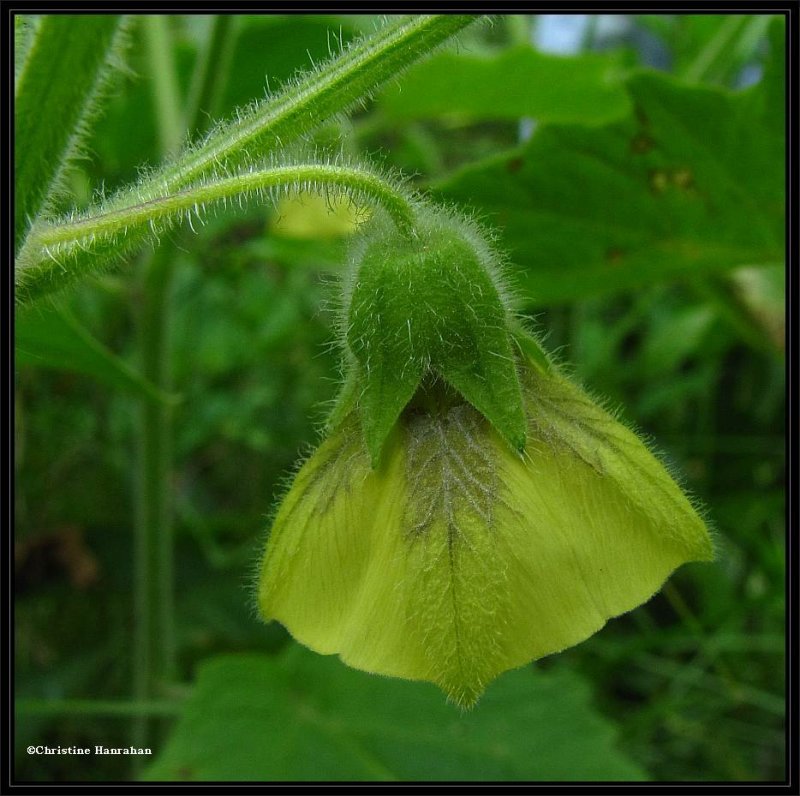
257,209,713,707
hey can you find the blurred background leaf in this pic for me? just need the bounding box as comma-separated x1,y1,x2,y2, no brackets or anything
376,47,631,125
145,647,646,781
433,65,783,307
15,302,174,404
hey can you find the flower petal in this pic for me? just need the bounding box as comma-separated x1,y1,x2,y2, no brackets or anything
258,408,505,704
487,364,713,674
259,415,387,659
258,363,712,707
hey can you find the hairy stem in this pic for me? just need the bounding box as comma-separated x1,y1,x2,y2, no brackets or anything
14,14,478,306
129,15,478,203
39,163,416,245
18,162,418,304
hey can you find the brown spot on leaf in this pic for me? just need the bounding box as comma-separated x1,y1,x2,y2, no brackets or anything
630,132,655,154
648,168,669,194
672,167,695,191
606,247,625,267
507,156,524,174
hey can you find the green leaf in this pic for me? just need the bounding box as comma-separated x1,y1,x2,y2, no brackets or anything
687,15,785,353
434,69,783,306
15,303,175,404
377,46,631,125
14,14,124,254
145,647,646,781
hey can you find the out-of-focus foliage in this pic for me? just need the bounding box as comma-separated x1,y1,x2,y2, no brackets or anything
439,68,784,306
377,47,631,124
434,52,783,305
145,648,646,781
15,13,785,783
16,303,173,403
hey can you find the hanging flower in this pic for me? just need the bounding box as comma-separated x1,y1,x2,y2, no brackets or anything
257,207,713,707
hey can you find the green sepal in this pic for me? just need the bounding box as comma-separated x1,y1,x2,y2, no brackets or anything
438,352,526,452
324,364,362,433
509,320,553,375
357,344,424,469
346,209,526,465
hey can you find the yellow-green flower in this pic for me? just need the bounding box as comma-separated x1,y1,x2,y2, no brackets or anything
257,208,713,707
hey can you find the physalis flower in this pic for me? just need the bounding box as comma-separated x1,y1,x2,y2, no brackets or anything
257,207,713,707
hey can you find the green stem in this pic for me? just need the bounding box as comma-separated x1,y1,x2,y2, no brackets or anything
18,162,418,304
143,15,183,156
132,14,479,201
132,15,182,754
184,15,237,136
684,16,745,83
682,15,770,85
15,14,477,306
132,243,177,751
39,163,416,246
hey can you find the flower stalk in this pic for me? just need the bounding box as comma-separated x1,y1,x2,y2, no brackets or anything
14,14,479,306
16,162,418,305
